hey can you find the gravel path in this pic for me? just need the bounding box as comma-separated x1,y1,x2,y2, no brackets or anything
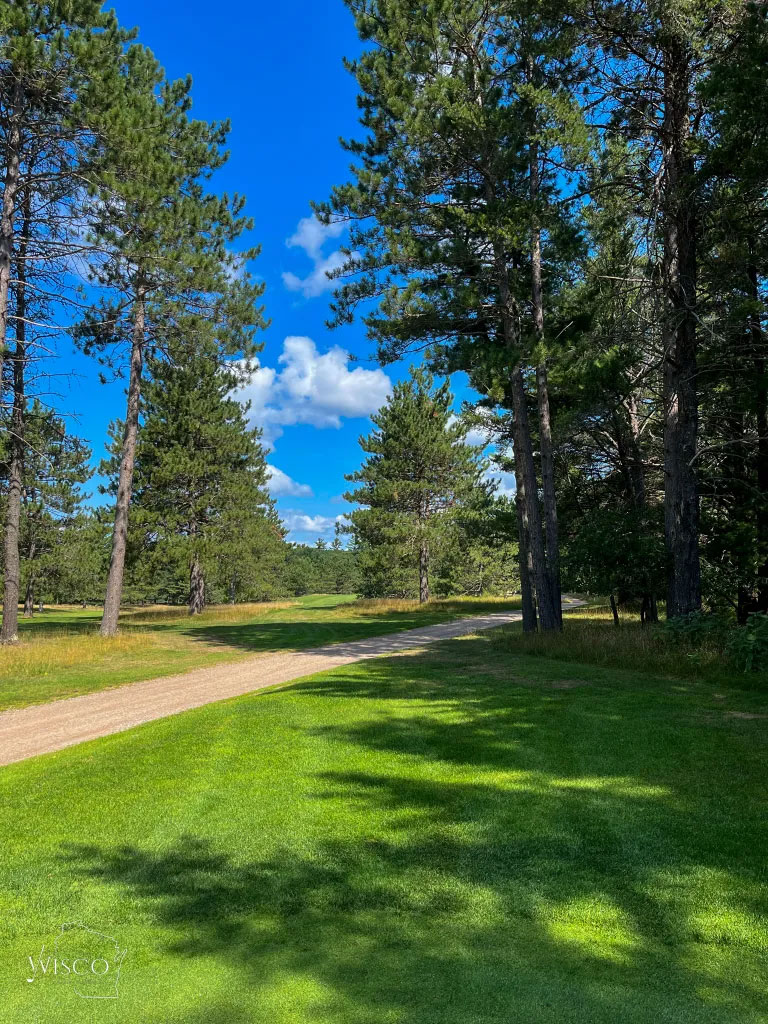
0,601,584,766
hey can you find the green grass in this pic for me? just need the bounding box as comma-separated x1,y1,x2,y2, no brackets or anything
0,594,521,711
1,630,767,1022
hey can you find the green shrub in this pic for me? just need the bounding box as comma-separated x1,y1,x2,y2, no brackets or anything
662,610,729,648
727,613,768,673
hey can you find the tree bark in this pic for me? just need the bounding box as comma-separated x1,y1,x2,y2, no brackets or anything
530,139,562,628
1,189,29,643
0,78,23,391
625,394,657,621
100,284,146,636
661,36,702,618
610,593,620,626
1,329,24,643
625,395,647,509
536,363,562,627
489,230,558,629
188,553,206,615
748,259,768,613
511,366,559,629
418,534,429,603
23,578,34,618
513,453,538,632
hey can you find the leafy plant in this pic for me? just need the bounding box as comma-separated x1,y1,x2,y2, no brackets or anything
662,611,729,648
727,614,768,673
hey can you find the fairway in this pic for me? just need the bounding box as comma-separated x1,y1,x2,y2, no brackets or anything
2,632,767,1023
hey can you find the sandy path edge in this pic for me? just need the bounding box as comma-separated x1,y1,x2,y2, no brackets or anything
0,601,585,767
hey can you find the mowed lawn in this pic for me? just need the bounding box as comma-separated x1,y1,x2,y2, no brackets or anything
0,594,521,711
2,630,767,1023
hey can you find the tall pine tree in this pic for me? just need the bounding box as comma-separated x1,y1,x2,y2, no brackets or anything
345,368,487,602
78,44,262,633
129,331,281,615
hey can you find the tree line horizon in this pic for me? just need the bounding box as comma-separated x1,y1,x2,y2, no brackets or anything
1,0,767,641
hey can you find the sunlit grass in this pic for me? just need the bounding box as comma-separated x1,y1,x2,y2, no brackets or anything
1,632,766,1022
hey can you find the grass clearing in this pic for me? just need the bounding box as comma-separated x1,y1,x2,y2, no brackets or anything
0,594,522,711
1,630,766,1022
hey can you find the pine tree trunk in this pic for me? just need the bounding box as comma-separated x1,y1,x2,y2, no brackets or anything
419,535,429,604
488,230,557,629
610,593,620,626
23,578,34,618
188,553,206,615
1,332,24,643
530,140,562,628
748,259,768,613
1,190,29,644
0,79,23,388
536,363,562,627
511,366,559,630
626,395,648,509
100,284,146,636
625,394,658,620
661,37,702,618
513,454,538,632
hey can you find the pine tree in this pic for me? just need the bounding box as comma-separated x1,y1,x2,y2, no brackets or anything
0,0,125,387
0,401,93,621
0,1,126,641
129,332,279,615
345,368,487,602
319,0,585,628
585,0,743,615
696,4,768,617
77,43,263,634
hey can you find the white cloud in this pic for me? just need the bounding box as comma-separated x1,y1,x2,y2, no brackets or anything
484,469,517,498
287,215,344,260
465,426,492,448
282,249,351,299
281,510,346,541
266,465,314,498
447,413,495,450
282,214,357,298
235,336,392,447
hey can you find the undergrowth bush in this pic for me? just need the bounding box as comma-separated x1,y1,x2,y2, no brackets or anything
491,604,768,686
662,610,729,648
727,613,768,673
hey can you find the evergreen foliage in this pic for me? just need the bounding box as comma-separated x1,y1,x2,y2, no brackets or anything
345,368,490,601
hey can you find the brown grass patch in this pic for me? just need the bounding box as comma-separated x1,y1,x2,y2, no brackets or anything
120,601,296,626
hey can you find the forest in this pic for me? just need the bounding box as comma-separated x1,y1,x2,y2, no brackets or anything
1,0,768,661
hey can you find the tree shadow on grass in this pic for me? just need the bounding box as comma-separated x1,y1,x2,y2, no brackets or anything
170,615,440,652
60,804,766,1023
144,599,522,654
15,607,448,649
57,639,768,1022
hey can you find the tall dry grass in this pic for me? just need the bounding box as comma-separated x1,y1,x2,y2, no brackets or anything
0,632,153,683
352,595,521,616
492,603,766,687
120,601,296,626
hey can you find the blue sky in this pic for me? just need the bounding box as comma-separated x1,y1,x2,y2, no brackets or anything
57,1,512,541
